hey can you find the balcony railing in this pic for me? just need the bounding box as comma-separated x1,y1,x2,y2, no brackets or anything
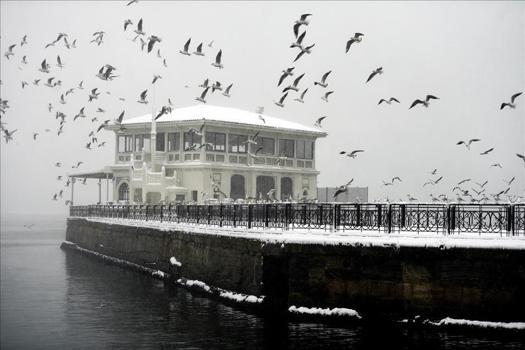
69,203,525,236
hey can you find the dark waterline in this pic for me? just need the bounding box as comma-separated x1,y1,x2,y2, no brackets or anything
1,215,524,349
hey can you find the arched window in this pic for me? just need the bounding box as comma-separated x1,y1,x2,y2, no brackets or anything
281,177,293,201
256,176,275,200
118,182,129,201
230,174,246,199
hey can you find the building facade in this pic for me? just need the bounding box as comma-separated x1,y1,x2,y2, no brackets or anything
107,105,326,204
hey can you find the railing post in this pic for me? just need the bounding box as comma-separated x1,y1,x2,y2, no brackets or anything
248,204,253,229
400,204,406,229
319,204,323,229
334,204,340,230
160,204,163,222
387,204,392,233
145,205,149,221
285,203,291,230
377,204,382,232
233,205,237,227
506,205,513,236
264,204,269,228
356,204,361,228
219,204,223,227
207,205,211,225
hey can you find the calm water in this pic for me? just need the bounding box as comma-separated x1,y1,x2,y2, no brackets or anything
1,215,524,349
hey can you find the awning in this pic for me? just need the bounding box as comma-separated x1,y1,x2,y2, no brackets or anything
68,169,114,179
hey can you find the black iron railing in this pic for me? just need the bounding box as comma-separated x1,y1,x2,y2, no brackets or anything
69,203,525,236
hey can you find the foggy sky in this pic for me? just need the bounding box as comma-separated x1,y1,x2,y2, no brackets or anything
1,1,524,217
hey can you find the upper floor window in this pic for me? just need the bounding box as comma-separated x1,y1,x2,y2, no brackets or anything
279,139,295,158
118,135,133,153
134,134,150,152
296,140,314,159
205,132,226,152
184,132,202,150
229,134,247,153
156,132,165,152
254,137,275,155
168,132,180,152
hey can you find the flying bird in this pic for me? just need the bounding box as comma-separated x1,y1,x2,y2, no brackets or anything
293,44,315,62
152,74,162,84
134,19,146,36
212,50,223,68
500,92,522,110
409,95,439,109
21,35,28,46
3,129,17,143
480,148,494,155
294,88,308,103
278,67,295,86
314,71,331,88
180,38,191,55
195,88,209,103
222,84,233,98
56,55,64,68
295,14,312,27
340,150,364,159
4,44,16,59
282,73,305,93
333,179,354,199
378,97,400,105
126,0,139,5
456,138,481,150
193,43,205,56
290,31,306,49
366,67,383,83
346,33,364,53
137,90,148,104
321,91,334,102
147,35,161,53
39,59,50,73
124,19,133,31
314,116,327,128
517,153,525,163
274,93,288,108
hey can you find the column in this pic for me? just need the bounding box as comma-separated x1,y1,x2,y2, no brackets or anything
98,178,102,204
70,177,75,205
106,173,109,202
276,175,281,201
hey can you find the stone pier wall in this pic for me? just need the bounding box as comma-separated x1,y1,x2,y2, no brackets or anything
66,218,525,321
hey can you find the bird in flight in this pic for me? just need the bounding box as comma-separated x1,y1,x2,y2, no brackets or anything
127,0,139,5
124,19,133,31
366,67,383,83
321,91,334,102
3,44,16,59
294,88,308,103
137,90,148,104
152,74,162,84
56,55,64,69
333,179,354,198
314,70,332,88
295,13,312,28
517,153,525,163
196,88,209,103
456,138,480,150
314,116,327,128
212,50,223,68
480,148,494,155
500,92,522,110
290,31,306,49
293,44,315,62
88,88,100,102
278,67,295,86
504,176,515,186
409,95,439,109
340,150,364,159
180,38,191,55
193,43,205,56
274,93,288,108
222,84,233,98
282,73,305,93
378,97,400,105
346,33,364,53
39,59,50,73
3,129,17,143
147,35,161,53
21,35,28,46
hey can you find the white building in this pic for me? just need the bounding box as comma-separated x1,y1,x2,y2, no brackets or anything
73,105,326,204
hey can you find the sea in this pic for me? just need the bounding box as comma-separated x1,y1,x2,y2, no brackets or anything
1,214,524,349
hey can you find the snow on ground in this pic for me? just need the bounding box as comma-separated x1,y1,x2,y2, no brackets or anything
75,217,525,250
289,305,361,319
169,256,182,267
425,317,525,330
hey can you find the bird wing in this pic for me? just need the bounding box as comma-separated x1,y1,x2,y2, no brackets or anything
517,153,525,160
140,90,147,100
279,93,288,104
426,95,439,101
366,71,377,83
321,70,331,82
137,18,143,32
57,55,62,65
409,100,423,109
147,39,155,53
293,50,305,63
293,73,305,86
297,31,306,44
324,91,334,98
378,99,386,105
225,84,232,93
390,97,400,103
500,103,510,110
350,150,364,155
117,110,125,123
41,59,47,69
511,92,522,103
293,23,301,38
196,43,202,53
300,88,308,99
277,73,288,86
201,87,209,99
215,50,222,64
468,138,481,145
345,39,355,53
300,14,312,20
184,38,191,51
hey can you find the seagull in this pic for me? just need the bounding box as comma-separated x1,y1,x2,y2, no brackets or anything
346,33,364,53
38,59,50,73
199,79,209,89
4,44,16,59
65,88,75,96
274,93,288,108
222,84,233,97
290,31,306,49
127,0,139,5
195,88,209,103
490,163,503,168
180,38,191,55
74,107,86,121
88,88,100,102
152,74,162,84
294,88,308,103
78,80,84,89
504,176,515,186
33,79,40,86
278,67,295,86
333,179,354,198
293,44,315,62
21,35,28,46
56,55,64,68
162,58,168,67
340,150,364,159
193,43,205,56
52,194,58,201
33,132,39,140
155,106,171,120
314,116,327,128
366,67,383,83
59,94,66,105
212,50,223,68
457,138,480,150
392,177,402,183
55,162,62,167
500,92,522,110
188,124,205,137
21,55,28,64
21,81,28,89
72,161,83,168
517,153,525,163
208,40,214,48
476,180,489,188
378,97,400,105
3,129,17,143
458,178,471,185
282,73,305,93
147,35,161,53
211,81,222,93
295,14,312,27
409,95,439,109
314,71,331,88
137,90,148,104
480,148,494,155
321,91,334,102
124,19,133,31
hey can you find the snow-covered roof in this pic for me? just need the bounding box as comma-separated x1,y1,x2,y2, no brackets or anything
122,105,326,135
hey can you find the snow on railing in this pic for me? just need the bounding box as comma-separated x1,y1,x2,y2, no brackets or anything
69,203,525,236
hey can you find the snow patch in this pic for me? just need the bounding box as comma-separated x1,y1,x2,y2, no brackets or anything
219,291,264,304
170,256,182,267
426,317,525,330
288,305,361,319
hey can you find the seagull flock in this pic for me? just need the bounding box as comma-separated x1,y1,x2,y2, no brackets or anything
1,3,524,206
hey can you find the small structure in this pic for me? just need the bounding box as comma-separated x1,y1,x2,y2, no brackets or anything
74,105,327,204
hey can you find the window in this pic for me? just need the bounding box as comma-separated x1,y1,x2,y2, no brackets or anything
205,132,226,152
118,135,133,153
168,132,180,152
156,132,165,151
279,139,295,158
118,183,129,201
135,134,150,152
184,132,201,150
212,173,222,186
296,140,314,159
192,190,198,202
254,137,274,155
229,134,247,153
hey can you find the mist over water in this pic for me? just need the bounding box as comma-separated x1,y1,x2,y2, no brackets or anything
1,216,524,349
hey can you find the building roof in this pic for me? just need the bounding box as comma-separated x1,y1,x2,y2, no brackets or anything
121,105,326,135
68,169,114,179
